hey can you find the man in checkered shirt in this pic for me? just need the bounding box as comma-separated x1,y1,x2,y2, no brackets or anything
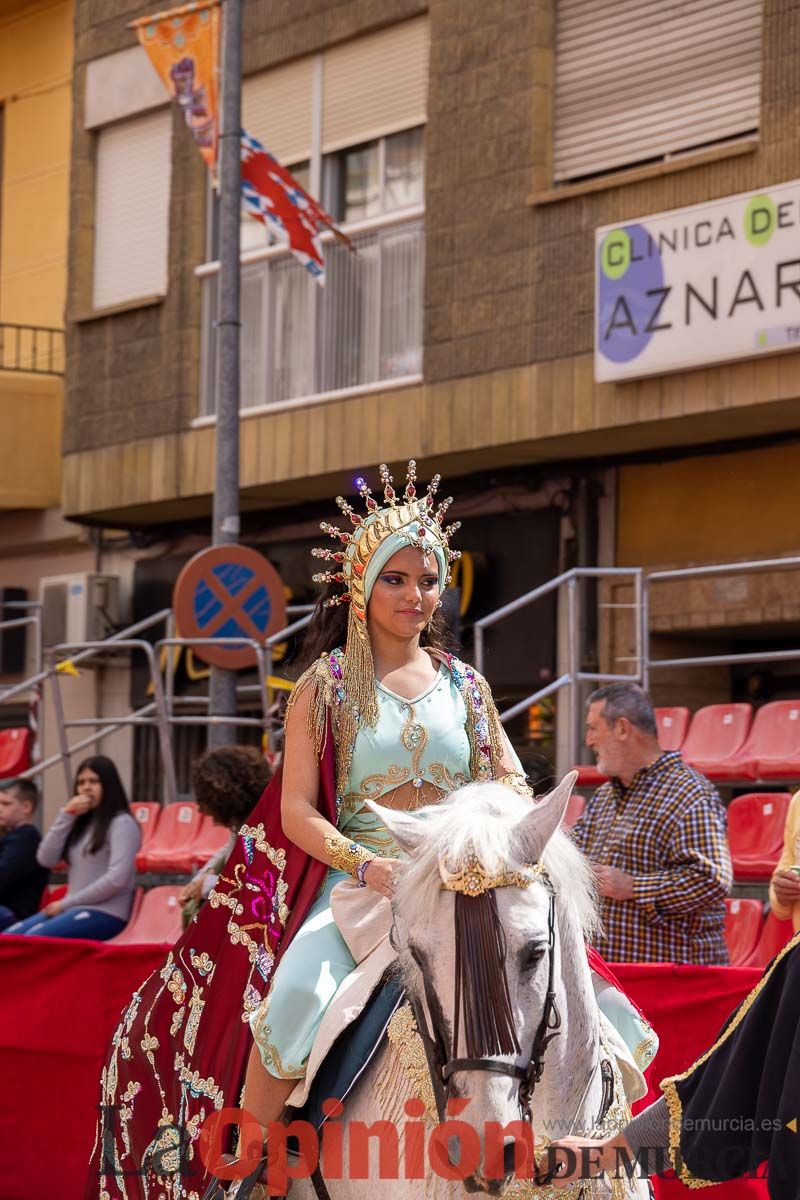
572,682,731,964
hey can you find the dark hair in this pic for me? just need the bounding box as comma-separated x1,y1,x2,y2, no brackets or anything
1,777,39,811
296,581,456,674
65,755,131,856
587,683,657,737
191,745,271,828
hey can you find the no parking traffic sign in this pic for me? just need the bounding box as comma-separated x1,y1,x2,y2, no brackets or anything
173,545,287,670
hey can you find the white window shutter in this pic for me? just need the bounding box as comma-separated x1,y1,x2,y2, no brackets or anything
243,57,315,165
93,109,172,310
554,0,762,182
322,16,429,153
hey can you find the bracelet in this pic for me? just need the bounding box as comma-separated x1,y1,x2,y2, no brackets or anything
356,860,371,888
498,771,534,799
324,832,376,879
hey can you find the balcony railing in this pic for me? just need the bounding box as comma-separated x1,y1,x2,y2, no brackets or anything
198,208,423,415
0,324,65,376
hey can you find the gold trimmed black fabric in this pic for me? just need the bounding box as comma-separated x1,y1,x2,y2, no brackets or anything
660,931,800,1192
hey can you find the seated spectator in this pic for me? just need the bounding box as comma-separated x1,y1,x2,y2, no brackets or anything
0,778,49,930
4,755,140,940
573,682,732,964
769,788,800,931
180,744,271,927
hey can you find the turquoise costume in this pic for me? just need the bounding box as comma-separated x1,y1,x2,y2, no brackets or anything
250,654,521,1078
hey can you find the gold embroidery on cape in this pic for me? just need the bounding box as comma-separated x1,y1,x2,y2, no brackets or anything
174,1053,225,1107
211,823,290,966
190,950,215,977
170,1007,186,1037
167,969,187,1005
184,985,205,1055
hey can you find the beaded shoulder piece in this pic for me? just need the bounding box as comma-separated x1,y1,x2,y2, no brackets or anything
284,648,356,797
443,653,507,782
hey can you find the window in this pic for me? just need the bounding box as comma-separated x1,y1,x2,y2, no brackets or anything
326,127,425,224
554,0,762,183
199,19,428,414
93,109,171,309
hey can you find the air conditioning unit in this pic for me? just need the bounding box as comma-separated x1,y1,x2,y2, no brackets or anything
39,573,121,650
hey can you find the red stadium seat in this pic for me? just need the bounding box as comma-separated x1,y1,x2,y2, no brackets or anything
132,802,162,872
0,728,31,778
174,815,232,874
140,802,202,872
748,701,800,781
741,910,794,969
682,704,754,781
724,898,764,965
727,792,791,880
562,792,586,828
111,886,183,945
655,707,690,751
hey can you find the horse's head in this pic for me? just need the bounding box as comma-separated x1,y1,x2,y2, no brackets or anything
369,772,598,1195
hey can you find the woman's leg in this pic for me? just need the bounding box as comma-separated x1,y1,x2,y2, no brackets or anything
4,908,126,939
3,911,48,935
245,872,356,1127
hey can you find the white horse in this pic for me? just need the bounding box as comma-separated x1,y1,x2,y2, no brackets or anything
284,777,648,1200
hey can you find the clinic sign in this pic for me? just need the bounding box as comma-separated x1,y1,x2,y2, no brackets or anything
595,179,800,382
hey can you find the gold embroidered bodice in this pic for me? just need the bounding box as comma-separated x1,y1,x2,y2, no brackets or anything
338,664,472,837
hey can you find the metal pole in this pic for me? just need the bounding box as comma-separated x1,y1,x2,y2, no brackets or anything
209,0,243,749
567,576,580,774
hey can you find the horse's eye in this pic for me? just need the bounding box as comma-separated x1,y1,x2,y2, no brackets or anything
522,944,546,971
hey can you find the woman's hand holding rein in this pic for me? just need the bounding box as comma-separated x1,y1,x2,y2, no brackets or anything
359,857,397,899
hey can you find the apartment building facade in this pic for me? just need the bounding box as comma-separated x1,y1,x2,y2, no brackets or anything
58,0,800,785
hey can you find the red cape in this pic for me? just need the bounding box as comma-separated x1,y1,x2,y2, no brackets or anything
87,728,339,1199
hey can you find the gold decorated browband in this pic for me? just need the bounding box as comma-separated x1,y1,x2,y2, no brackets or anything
438,854,548,898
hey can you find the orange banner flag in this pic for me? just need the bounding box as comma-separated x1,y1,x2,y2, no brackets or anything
130,0,220,173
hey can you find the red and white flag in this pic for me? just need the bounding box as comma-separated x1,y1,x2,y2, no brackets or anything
240,131,351,284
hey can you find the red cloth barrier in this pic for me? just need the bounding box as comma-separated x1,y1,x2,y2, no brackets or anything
0,940,770,1200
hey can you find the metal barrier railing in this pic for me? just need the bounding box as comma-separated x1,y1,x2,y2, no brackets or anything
0,323,65,375
11,554,800,800
641,556,800,691
13,605,314,800
474,567,643,769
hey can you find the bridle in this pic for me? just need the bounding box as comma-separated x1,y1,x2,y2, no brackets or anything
396,871,562,1129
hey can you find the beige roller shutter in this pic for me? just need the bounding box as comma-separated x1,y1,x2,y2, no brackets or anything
92,108,171,310
243,57,314,165
322,16,429,153
554,0,762,182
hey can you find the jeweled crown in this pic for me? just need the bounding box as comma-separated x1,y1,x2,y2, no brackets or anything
312,461,461,617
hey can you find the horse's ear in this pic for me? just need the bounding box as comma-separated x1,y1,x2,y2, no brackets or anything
514,770,578,859
364,800,425,854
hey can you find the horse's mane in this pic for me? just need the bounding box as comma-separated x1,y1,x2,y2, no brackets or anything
393,780,599,938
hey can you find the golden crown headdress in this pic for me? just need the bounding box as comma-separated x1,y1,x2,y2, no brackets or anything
311,461,461,617
309,461,461,728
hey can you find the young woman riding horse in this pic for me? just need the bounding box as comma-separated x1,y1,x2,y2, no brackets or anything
88,462,655,1200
